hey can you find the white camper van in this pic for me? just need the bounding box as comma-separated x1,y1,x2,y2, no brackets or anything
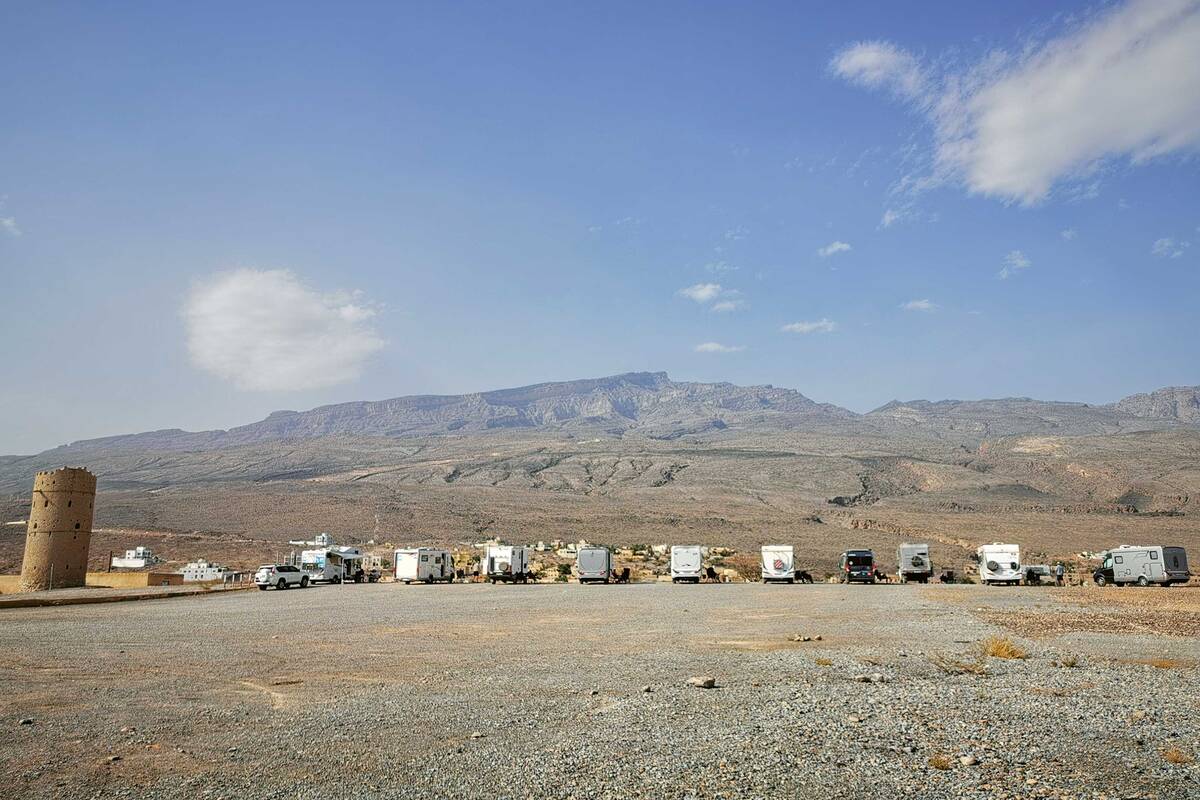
300,545,365,583
896,543,933,583
1093,545,1190,587
394,548,454,584
761,545,795,583
482,545,532,584
575,546,613,584
977,543,1021,586
670,545,703,583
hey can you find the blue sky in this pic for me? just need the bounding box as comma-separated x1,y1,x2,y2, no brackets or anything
2,0,1198,454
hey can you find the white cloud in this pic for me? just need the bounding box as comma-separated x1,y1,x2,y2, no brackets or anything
1061,228,1078,241
678,283,724,303
901,298,937,312
832,0,1200,204
711,299,747,313
880,208,903,228
724,226,749,241
830,41,927,101
997,249,1032,279
781,318,837,334
184,269,384,391
694,342,745,354
817,240,852,258
0,217,20,237
1152,237,1190,258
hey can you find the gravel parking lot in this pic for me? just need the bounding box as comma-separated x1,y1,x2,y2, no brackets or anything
1,583,1198,799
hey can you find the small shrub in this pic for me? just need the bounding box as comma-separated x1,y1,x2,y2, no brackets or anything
1164,748,1195,765
814,657,833,667
1054,655,1080,668
980,636,1028,660
928,754,953,770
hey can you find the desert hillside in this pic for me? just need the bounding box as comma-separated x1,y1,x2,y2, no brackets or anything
2,373,1197,574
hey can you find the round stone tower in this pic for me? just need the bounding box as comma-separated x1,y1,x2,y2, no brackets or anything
19,467,97,592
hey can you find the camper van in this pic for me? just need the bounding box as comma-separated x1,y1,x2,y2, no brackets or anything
575,546,613,584
482,545,532,584
896,543,933,583
1093,545,1190,587
300,545,365,583
670,545,703,583
977,543,1021,586
838,549,876,583
394,548,454,584
761,545,795,583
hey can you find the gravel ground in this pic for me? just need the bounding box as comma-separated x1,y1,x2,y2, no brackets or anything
1,583,1198,799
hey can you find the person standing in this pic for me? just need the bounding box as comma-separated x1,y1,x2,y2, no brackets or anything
1055,562,1065,586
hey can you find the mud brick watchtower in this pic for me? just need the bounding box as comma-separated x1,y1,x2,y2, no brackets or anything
19,467,97,591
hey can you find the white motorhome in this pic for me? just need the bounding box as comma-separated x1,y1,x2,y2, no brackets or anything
394,548,454,584
670,545,703,584
482,545,531,584
300,545,365,583
575,546,613,584
1093,545,1190,587
896,543,933,584
760,545,795,583
977,543,1021,586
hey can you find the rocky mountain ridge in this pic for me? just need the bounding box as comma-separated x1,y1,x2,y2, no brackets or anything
10,373,1199,461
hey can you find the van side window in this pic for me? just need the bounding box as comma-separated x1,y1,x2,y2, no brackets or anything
1115,556,1123,564
1150,551,1158,559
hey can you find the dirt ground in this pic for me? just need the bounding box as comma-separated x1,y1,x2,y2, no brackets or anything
1,583,1198,798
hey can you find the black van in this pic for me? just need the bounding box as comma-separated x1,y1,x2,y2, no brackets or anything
839,549,876,584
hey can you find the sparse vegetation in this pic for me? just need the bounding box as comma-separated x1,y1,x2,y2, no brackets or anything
1164,747,1195,765
814,657,833,667
928,754,954,770
980,636,1028,660
1054,654,1080,668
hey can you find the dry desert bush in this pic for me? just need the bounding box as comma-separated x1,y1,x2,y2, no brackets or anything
928,754,954,770
980,636,1028,660
1163,747,1195,765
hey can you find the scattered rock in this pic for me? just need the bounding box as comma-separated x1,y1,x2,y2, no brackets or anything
106,755,122,763
588,689,599,696
687,676,717,689
641,685,653,693
119,726,135,734
469,732,484,740
18,718,34,726
959,755,979,766
853,673,888,683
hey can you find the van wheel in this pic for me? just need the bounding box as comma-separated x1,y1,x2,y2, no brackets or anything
1095,575,1107,587
1137,576,1149,587
277,578,287,590
300,576,309,588
257,585,268,591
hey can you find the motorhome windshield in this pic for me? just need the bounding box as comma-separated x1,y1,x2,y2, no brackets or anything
847,554,872,566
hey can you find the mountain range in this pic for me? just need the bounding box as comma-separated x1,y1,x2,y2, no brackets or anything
13,372,1200,458
1,373,1197,575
